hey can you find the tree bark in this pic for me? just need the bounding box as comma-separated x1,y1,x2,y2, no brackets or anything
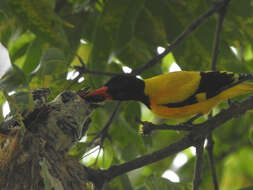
0,91,94,190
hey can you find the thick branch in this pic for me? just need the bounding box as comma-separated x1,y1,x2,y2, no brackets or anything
86,95,253,187
193,140,205,190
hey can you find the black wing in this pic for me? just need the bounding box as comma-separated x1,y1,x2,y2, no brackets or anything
162,71,249,108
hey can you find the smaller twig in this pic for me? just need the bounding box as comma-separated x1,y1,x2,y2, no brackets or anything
65,72,85,90
211,11,225,71
208,2,231,188
211,0,231,71
206,134,219,190
192,139,205,190
76,55,132,77
79,117,92,140
132,2,227,75
88,102,121,148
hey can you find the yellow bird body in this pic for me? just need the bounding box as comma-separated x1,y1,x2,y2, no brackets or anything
83,71,253,119
144,71,253,118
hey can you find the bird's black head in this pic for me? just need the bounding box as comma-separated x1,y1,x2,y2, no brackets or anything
106,75,145,101
84,75,150,107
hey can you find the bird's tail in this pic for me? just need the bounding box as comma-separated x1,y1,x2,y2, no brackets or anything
231,73,253,95
219,81,253,100
233,82,253,92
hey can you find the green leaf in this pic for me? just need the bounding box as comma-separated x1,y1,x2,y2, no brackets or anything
107,61,124,73
120,174,134,190
135,185,148,190
7,0,69,48
161,53,176,73
0,92,5,121
227,0,253,44
68,142,88,159
110,115,145,160
88,0,145,86
219,147,253,189
105,174,133,190
8,32,35,64
135,0,169,46
23,38,44,74
0,65,27,91
122,101,141,128
38,48,67,76
0,15,22,48
9,90,34,115
0,64,34,117
117,38,154,70
114,0,146,52
29,48,67,96
97,140,113,169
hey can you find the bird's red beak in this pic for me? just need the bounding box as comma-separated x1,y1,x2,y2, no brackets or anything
84,86,111,102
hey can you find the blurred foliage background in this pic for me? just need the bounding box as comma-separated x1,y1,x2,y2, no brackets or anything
0,0,253,189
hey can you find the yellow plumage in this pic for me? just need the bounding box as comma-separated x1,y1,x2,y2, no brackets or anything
144,71,253,118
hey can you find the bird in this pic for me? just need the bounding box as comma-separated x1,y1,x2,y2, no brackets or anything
79,71,253,119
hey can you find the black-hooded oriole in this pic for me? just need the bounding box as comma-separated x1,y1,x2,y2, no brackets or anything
80,71,253,118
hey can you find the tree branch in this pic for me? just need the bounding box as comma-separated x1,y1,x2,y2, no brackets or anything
73,2,228,79
211,0,231,71
209,1,231,189
193,140,205,190
88,102,121,149
85,95,253,188
207,134,219,190
75,55,132,77
132,1,228,75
